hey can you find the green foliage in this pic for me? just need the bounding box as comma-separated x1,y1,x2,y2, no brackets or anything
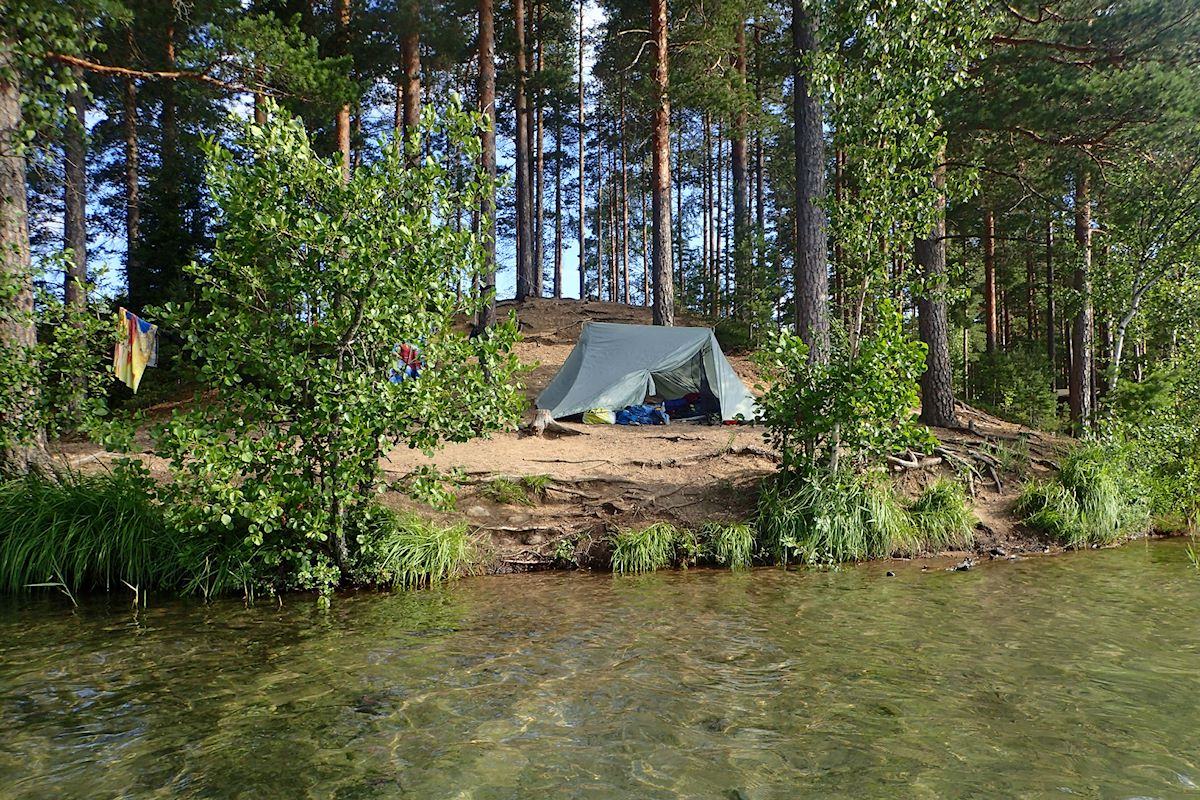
1016,444,1150,549
397,465,464,512
970,348,1059,430
610,523,680,575
145,101,522,594
0,469,172,594
755,306,935,475
907,480,976,553
757,471,914,565
0,267,114,464
1104,367,1200,522
701,523,755,570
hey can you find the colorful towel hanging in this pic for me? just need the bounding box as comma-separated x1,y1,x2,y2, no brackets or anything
113,307,158,393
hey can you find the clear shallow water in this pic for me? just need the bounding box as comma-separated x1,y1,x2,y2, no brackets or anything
1,542,1199,799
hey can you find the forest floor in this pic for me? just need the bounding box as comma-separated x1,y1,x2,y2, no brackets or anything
59,297,1104,574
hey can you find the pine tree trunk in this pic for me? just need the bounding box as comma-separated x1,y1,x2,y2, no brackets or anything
64,69,87,310
674,120,684,299
533,0,545,297
702,114,711,313
608,172,617,302
554,114,563,299
335,0,351,182
640,180,650,306
0,45,46,475
983,207,997,353
715,124,723,313
596,178,605,302
619,81,630,304
1025,247,1036,340
731,20,749,324
477,0,497,329
400,2,420,143
793,0,829,359
1070,172,1093,433
577,1,586,300
1045,220,1055,380
123,68,140,297
649,0,674,326
513,0,533,299
915,156,958,428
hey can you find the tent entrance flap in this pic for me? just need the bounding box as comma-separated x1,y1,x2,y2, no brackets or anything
534,322,758,421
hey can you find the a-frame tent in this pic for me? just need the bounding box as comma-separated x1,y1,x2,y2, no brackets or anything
535,322,758,421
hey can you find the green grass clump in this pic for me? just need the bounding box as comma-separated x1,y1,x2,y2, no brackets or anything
0,471,175,595
702,523,755,569
481,474,551,506
374,513,475,589
757,472,913,565
610,523,680,574
907,480,976,553
1016,444,1149,549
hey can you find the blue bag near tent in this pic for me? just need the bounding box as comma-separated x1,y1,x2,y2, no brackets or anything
615,404,670,426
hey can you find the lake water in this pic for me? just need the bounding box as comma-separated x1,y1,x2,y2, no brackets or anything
1,541,1198,799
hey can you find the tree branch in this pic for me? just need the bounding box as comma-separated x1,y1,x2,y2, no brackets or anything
46,52,266,96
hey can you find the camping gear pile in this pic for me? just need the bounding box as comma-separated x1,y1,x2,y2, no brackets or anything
536,322,757,427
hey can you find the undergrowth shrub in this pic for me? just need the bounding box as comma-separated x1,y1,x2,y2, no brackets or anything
1016,444,1150,549
970,347,1060,430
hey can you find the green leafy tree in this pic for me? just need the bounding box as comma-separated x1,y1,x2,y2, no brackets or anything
150,100,523,591
755,304,934,477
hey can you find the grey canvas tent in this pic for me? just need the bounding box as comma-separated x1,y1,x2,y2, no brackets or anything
535,322,758,421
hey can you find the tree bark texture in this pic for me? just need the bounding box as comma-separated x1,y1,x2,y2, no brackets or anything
123,70,140,296
915,159,958,428
577,1,585,299
554,114,563,299
649,0,674,326
792,0,828,359
513,0,534,299
477,0,497,328
983,207,997,353
0,45,46,474
1045,220,1055,378
1070,173,1093,432
400,2,421,143
64,68,88,309
335,0,351,182
533,0,545,296
732,20,750,324
619,83,630,305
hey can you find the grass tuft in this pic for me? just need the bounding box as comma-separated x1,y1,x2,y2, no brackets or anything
375,513,475,589
907,480,976,553
481,474,551,506
0,471,175,594
757,471,913,565
1016,444,1149,549
610,522,679,574
702,523,755,570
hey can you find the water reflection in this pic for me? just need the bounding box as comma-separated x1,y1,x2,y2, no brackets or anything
1,543,1198,799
